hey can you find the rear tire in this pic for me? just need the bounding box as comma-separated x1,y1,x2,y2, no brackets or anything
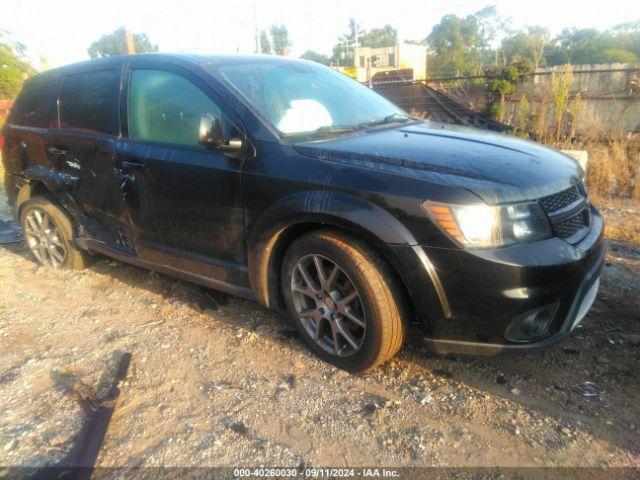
281,230,406,372
20,197,88,270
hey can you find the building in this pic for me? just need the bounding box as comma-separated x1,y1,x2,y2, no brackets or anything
352,43,427,84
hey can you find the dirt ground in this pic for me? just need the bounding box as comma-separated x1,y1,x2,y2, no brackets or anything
0,176,639,472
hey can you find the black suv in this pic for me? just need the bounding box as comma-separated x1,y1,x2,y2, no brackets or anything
1,54,604,372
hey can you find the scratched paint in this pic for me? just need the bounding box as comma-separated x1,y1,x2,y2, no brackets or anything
65,160,81,170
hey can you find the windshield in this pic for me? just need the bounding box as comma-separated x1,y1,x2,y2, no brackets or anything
209,60,408,138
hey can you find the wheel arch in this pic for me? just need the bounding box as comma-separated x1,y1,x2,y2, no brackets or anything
17,167,82,223
16,179,53,219
247,191,425,316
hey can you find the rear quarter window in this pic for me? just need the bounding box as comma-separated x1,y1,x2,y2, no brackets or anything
59,69,120,136
9,73,60,129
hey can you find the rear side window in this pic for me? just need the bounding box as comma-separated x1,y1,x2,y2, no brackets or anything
9,74,59,128
128,69,221,147
59,69,120,135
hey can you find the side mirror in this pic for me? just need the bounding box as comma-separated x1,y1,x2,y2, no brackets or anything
199,112,224,149
199,112,243,154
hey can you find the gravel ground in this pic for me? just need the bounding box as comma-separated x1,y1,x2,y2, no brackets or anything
0,178,639,470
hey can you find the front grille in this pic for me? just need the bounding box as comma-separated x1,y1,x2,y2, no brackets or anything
538,184,590,243
553,212,589,239
539,184,583,214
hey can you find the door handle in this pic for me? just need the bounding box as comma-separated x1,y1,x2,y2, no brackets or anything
120,160,146,171
47,146,68,156
114,167,136,195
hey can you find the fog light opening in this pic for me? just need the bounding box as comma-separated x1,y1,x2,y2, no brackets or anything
505,302,560,343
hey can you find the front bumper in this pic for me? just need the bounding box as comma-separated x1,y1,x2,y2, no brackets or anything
422,263,602,356
390,205,605,355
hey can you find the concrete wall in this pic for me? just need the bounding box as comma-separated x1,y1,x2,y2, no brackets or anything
505,63,640,133
437,64,640,133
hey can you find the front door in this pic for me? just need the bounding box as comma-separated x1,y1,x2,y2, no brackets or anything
116,64,247,285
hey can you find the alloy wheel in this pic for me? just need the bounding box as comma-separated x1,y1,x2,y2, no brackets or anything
23,208,67,268
290,254,367,357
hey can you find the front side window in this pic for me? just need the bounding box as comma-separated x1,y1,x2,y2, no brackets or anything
59,69,120,135
211,61,405,138
128,69,221,147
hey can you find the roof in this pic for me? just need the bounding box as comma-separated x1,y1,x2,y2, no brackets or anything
40,53,309,76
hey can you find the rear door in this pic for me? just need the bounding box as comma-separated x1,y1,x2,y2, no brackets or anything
49,66,131,245
116,62,247,283
1,72,60,200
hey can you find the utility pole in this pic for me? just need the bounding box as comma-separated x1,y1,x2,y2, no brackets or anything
355,22,359,50
253,0,261,54
353,20,364,67
124,27,136,54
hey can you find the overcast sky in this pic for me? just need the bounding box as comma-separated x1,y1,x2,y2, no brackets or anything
4,0,640,68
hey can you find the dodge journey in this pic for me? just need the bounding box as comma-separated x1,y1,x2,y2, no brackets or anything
1,54,604,371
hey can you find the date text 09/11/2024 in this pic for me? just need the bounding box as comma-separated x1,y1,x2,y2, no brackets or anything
233,468,400,477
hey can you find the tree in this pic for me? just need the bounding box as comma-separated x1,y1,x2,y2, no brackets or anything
259,24,291,55
360,25,398,48
426,7,503,77
329,21,399,66
300,50,330,65
473,6,504,48
604,21,640,59
501,26,550,69
87,27,158,59
330,18,358,66
559,28,605,65
0,30,36,99
422,7,640,79
610,20,640,35
541,22,640,66
259,31,272,54
597,48,638,63
270,24,291,56
427,14,479,76
483,61,531,121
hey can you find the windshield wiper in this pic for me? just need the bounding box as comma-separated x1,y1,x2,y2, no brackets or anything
314,124,359,134
360,113,413,128
282,124,359,138
282,115,413,139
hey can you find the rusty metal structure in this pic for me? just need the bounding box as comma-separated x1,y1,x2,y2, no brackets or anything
371,80,511,133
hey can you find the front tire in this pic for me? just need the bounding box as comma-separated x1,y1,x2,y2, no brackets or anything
282,230,406,372
20,197,88,270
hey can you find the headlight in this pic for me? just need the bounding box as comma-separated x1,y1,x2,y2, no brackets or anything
424,201,552,248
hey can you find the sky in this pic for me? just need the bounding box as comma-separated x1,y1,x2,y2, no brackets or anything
3,0,640,68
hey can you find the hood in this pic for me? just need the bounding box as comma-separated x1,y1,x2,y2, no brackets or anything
294,121,583,205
